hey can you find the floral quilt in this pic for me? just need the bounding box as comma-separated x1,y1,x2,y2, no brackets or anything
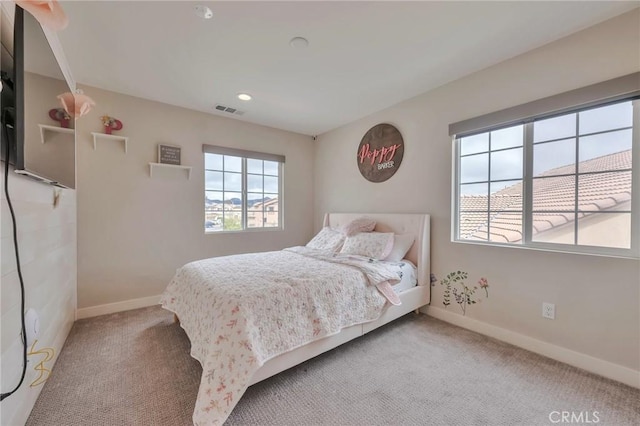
159,246,403,425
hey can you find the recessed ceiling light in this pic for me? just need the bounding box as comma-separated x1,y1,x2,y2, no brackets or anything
194,5,213,19
290,37,309,48
237,93,252,101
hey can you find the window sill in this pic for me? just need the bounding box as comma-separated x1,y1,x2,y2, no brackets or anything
205,227,283,235
452,239,639,260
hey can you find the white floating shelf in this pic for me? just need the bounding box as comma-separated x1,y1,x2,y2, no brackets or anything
38,124,73,144
91,132,128,153
149,162,192,180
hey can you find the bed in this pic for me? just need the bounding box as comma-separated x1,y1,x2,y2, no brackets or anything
160,213,431,425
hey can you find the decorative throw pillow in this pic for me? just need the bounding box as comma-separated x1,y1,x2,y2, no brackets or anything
341,217,377,236
340,232,394,259
383,233,415,262
306,227,345,252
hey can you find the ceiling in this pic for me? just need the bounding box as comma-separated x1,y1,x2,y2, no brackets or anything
56,1,638,136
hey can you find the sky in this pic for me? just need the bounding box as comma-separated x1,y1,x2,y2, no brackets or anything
459,101,633,196
204,155,279,202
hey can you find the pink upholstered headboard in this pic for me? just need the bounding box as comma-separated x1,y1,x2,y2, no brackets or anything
323,213,431,286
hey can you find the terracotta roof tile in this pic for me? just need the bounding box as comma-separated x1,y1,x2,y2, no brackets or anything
460,150,631,242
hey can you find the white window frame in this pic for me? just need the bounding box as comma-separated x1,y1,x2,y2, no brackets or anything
450,74,640,259
203,144,284,233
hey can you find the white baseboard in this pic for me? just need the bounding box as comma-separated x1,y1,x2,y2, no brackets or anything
76,295,161,319
423,306,640,389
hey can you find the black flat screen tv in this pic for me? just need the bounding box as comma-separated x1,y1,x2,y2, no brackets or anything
1,5,76,188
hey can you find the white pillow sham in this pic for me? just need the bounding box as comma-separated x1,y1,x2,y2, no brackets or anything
384,233,415,262
340,232,394,259
306,227,345,252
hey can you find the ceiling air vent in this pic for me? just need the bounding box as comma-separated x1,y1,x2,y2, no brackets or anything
214,104,245,116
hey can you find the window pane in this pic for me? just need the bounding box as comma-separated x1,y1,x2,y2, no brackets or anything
205,171,223,190
578,171,632,211
205,153,223,171
458,212,488,241
460,133,488,155
490,180,522,211
223,210,242,231
264,199,279,227
205,185,223,231
577,213,631,249
223,191,242,204
533,138,575,177
264,161,279,176
204,210,222,231
224,172,242,191
488,212,523,244
247,202,263,228
264,176,279,193
532,212,575,244
205,191,223,205
267,203,277,212
224,155,242,172
248,192,264,203
460,153,488,184
222,192,242,231
532,176,575,211
247,215,263,228
264,194,278,227
578,129,632,173
468,229,489,241
460,183,488,211
534,113,576,143
247,198,279,228
247,159,263,174
460,182,488,196
490,147,522,181
247,192,265,211
491,125,523,150
247,174,263,192
579,101,633,135
206,191,224,229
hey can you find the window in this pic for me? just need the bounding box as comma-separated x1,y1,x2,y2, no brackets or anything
203,145,284,232
452,82,639,258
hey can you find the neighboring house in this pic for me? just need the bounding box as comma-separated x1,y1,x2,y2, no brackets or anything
205,198,279,228
460,149,632,247
248,198,279,228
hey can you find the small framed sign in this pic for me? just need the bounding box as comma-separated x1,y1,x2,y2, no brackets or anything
158,144,182,165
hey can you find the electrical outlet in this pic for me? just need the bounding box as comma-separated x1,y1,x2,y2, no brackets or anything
542,302,555,319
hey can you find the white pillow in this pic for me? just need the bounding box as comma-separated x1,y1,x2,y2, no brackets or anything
341,217,376,236
340,232,394,259
306,227,345,252
384,233,415,262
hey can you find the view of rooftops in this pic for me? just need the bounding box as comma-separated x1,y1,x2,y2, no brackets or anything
205,154,281,232
457,100,634,250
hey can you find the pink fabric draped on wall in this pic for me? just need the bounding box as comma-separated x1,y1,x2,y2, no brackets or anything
16,1,68,31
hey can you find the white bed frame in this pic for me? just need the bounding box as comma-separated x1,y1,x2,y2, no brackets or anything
248,213,431,385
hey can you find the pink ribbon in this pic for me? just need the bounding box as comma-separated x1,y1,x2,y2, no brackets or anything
16,1,69,32
58,92,95,118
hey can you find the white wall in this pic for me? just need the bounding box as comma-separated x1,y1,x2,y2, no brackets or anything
0,173,77,426
75,86,315,311
314,10,640,384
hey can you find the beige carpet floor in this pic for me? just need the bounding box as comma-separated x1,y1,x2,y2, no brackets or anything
26,306,639,426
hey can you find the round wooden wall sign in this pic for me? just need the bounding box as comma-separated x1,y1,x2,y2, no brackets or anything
357,123,404,182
